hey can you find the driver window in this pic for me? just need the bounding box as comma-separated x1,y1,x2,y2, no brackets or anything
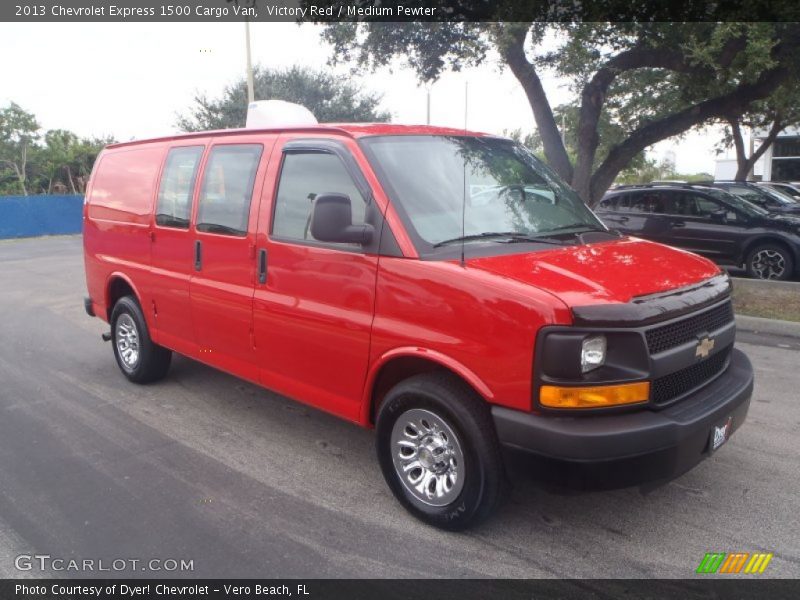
272,151,367,242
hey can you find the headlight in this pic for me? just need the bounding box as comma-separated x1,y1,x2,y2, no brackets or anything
581,335,606,373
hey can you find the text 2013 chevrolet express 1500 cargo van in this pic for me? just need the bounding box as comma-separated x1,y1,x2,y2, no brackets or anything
83,109,753,529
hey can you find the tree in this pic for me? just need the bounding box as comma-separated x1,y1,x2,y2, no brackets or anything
37,129,79,194
177,65,391,131
717,84,800,181
0,102,112,196
0,103,39,195
320,21,800,203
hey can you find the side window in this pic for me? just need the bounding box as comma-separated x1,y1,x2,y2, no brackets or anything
155,146,203,228
630,192,662,214
694,196,722,217
662,192,693,216
272,151,368,243
196,144,263,236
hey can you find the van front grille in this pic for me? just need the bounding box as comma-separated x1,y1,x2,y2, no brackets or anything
651,346,732,405
645,301,734,355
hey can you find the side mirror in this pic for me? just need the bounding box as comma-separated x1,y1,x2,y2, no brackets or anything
310,193,374,245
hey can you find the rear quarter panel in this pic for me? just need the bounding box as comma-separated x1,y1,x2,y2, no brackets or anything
84,144,167,322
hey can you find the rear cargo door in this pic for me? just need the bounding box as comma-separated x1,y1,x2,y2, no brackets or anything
189,135,277,381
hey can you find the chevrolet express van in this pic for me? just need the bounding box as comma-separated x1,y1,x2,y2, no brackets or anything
83,120,753,529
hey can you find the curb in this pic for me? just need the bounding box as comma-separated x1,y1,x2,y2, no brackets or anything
731,276,800,292
735,314,800,339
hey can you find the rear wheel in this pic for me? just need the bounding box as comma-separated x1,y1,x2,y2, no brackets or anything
376,373,508,530
746,244,794,281
110,295,172,383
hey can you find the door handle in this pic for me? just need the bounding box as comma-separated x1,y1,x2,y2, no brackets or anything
672,220,686,228
257,248,268,284
617,216,629,223
194,240,202,271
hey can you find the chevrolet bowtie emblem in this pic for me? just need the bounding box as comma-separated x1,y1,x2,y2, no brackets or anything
696,337,715,359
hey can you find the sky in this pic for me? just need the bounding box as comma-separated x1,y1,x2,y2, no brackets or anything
0,22,730,174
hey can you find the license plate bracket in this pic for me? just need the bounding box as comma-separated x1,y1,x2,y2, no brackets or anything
709,416,733,454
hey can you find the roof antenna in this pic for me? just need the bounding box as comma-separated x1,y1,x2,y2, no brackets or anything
461,80,468,268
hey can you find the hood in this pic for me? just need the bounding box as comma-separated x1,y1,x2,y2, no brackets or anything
768,211,800,223
769,205,800,215
467,236,721,308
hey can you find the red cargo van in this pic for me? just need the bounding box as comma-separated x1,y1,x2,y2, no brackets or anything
83,123,753,529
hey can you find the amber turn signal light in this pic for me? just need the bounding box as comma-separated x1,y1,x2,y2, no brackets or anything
540,381,650,409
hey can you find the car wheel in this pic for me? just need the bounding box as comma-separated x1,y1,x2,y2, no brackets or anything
376,372,508,530
110,295,172,383
746,244,794,281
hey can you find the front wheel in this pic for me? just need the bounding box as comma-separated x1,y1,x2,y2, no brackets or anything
376,373,508,530
746,244,794,281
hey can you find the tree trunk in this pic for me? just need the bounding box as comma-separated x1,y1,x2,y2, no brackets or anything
499,26,573,183
735,116,783,181
66,166,77,195
729,117,750,180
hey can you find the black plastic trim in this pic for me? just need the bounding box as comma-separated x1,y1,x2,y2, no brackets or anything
571,273,732,327
532,297,736,415
494,348,753,466
84,296,95,317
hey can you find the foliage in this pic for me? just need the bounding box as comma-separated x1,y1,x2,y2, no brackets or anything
177,65,391,131
320,21,800,202
614,156,712,185
0,103,39,195
0,102,112,196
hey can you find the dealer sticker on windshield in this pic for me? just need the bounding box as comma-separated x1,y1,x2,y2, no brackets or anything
710,417,733,453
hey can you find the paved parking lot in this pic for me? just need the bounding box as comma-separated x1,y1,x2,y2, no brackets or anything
1,236,798,578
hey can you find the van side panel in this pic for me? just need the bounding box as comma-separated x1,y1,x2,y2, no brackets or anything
84,144,166,323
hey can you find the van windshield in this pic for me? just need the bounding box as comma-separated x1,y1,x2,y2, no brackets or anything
361,135,606,252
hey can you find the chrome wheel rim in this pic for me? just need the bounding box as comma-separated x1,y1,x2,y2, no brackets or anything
390,408,465,507
751,249,786,280
115,313,140,370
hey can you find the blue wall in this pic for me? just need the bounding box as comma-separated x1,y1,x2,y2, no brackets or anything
0,195,84,239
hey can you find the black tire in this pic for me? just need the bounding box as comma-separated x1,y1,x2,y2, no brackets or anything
376,372,508,530
746,243,794,281
110,295,172,383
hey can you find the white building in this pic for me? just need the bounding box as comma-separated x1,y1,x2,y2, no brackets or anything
715,125,800,181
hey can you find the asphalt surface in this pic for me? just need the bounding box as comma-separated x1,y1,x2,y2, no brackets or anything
0,236,798,579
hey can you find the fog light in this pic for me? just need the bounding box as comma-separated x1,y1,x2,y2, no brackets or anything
581,335,606,373
540,382,650,409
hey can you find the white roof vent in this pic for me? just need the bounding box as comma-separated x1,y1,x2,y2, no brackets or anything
245,100,318,128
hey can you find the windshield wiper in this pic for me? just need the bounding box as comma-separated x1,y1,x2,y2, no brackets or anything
433,231,524,247
433,231,568,248
501,234,569,245
546,223,607,233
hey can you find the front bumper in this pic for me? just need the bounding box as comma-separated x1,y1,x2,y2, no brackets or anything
492,348,753,487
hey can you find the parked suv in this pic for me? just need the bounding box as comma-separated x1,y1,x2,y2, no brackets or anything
596,183,800,280
759,181,800,200
84,125,753,529
704,180,800,215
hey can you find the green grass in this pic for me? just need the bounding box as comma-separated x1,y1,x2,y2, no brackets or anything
732,280,800,322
